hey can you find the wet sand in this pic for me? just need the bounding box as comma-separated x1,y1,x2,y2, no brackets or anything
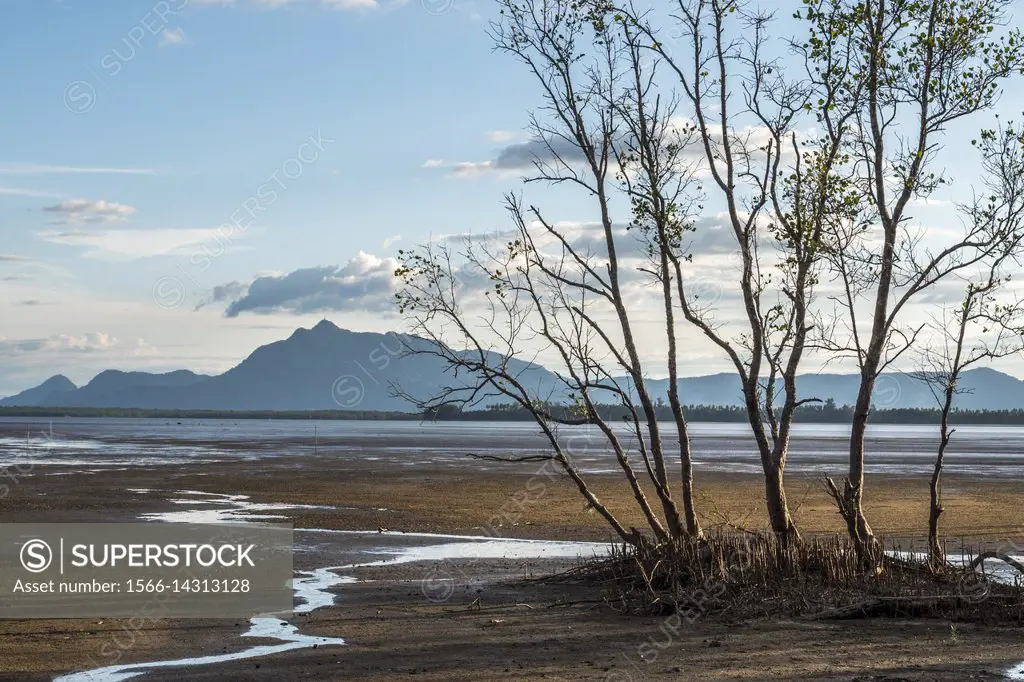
1,449,1023,680
5,453,1024,543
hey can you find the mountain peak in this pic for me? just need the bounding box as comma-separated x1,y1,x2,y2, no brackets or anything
312,319,340,333
41,374,77,390
0,374,77,406
287,319,342,342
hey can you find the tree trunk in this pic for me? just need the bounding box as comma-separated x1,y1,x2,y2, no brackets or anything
765,465,797,543
739,381,798,543
678,427,701,537
929,388,954,568
846,373,877,548
927,479,943,568
656,220,700,539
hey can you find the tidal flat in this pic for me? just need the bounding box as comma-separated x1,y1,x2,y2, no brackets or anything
1,418,1023,681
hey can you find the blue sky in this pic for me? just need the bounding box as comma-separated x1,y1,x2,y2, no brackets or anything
2,0,1023,396
0,0,557,394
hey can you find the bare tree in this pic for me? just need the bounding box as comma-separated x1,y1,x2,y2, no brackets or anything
799,0,1024,549
608,0,868,542
398,0,875,545
910,123,1024,567
397,0,1023,551
396,0,706,544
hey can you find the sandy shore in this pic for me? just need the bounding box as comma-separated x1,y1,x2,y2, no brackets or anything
1,453,1023,680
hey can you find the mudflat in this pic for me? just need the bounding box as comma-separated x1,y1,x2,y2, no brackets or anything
7,451,1024,542
1,449,1023,680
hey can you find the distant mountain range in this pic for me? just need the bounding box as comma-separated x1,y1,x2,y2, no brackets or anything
2,320,1023,411
0,322,555,411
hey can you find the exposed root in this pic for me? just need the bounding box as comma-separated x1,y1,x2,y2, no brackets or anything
545,533,1024,623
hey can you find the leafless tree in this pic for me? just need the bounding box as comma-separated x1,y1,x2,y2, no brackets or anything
909,123,1024,567
396,0,707,544
606,0,868,542
397,0,882,545
396,0,1024,553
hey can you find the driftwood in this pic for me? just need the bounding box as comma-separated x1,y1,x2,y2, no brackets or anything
807,595,972,620
967,551,1024,575
464,452,553,463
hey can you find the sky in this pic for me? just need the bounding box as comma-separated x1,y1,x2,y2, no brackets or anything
1,0,1023,396
0,0,545,395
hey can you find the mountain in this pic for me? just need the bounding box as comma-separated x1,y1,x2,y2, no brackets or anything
2,322,1023,411
789,367,1024,410
169,321,564,411
40,370,211,408
7,321,562,411
642,367,1024,411
0,374,77,407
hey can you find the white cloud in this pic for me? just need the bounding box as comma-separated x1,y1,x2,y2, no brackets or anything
0,163,155,176
422,159,446,168
906,196,953,208
382,234,403,248
436,135,588,178
43,199,137,225
40,227,248,261
159,28,188,46
0,186,63,198
451,161,497,177
0,332,161,396
0,332,122,355
193,281,250,311
439,123,820,180
219,251,400,316
485,130,518,143
192,0,378,8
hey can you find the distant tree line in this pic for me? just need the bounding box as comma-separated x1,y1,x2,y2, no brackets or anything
5,401,1024,425
424,400,1024,425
